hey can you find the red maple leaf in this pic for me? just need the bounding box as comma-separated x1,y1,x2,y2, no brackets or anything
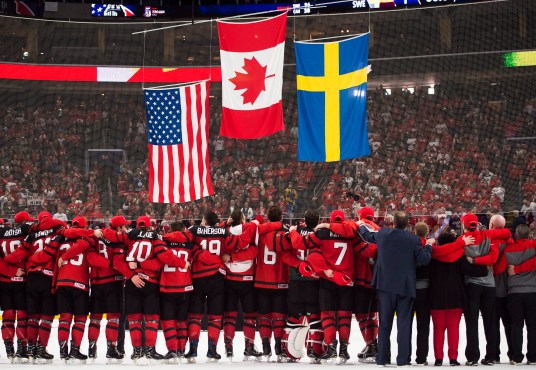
229,56,275,105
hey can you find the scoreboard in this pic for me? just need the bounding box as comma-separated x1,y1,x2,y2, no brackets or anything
90,0,492,18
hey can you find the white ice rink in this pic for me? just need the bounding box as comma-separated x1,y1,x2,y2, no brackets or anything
0,316,526,369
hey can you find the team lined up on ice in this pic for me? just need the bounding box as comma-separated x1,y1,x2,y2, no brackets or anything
0,206,532,366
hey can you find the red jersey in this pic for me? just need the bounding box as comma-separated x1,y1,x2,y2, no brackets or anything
53,236,108,291
93,237,124,285
106,228,183,285
224,224,258,282
327,221,379,288
254,222,292,290
153,239,223,293
303,227,359,282
0,224,32,282
5,222,64,277
185,224,257,280
287,226,319,281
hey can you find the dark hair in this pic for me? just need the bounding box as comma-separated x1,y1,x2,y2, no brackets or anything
204,211,219,227
438,228,456,245
267,206,282,222
230,209,243,226
304,210,319,229
516,224,530,240
170,221,184,232
394,211,409,229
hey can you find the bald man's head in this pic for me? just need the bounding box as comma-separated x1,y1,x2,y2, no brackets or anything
489,214,506,230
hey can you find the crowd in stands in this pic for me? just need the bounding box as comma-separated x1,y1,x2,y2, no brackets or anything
1,87,535,230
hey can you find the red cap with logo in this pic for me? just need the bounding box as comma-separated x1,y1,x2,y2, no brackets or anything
38,211,52,222
358,207,375,220
330,210,345,223
72,216,87,228
14,211,36,223
461,213,479,228
136,216,151,228
110,216,130,229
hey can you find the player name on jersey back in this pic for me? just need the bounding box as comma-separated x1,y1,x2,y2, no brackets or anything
194,227,226,235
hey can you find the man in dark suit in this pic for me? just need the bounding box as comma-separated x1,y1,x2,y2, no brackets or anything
358,211,433,366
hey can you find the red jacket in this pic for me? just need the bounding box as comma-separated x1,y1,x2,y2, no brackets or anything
432,228,511,264
319,220,377,287
254,222,292,289
105,228,184,284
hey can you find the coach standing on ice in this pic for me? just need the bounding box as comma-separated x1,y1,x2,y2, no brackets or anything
358,211,433,366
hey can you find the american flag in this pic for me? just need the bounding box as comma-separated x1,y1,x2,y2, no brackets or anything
144,81,214,204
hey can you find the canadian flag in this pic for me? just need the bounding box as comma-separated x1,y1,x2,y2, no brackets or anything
217,12,287,139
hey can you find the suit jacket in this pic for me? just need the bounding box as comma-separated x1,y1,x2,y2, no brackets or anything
359,225,432,298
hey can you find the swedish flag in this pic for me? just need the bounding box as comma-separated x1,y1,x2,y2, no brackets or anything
295,33,371,162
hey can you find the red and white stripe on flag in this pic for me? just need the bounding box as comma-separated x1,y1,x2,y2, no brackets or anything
218,12,287,139
144,81,214,204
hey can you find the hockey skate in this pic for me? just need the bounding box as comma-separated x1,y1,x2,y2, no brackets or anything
320,340,338,364
145,346,164,364
275,338,288,363
185,340,198,364
163,350,179,364
307,345,321,364
207,340,221,362
106,341,124,364
243,343,263,361
27,342,37,364
68,341,88,365
262,338,272,362
177,349,186,364
338,340,350,365
4,339,15,363
59,340,69,362
225,340,233,361
35,343,54,364
15,340,30,364
88,340,97,364
131,346,148,366
358,340,378,363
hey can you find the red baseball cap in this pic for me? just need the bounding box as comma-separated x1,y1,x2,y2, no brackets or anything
330,210,345,223
136,216,151,228
110,216,130,229
14,211,36,223
358,207,375,220
72,216,87,228
38,211,52,222
0,218,4,224
461,213,479,228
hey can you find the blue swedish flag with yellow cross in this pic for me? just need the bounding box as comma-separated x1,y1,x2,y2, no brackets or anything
295,33,371,162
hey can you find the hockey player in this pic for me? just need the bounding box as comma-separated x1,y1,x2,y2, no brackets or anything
163,211,257,363
31,216,108,363
4,211,65,363
222,210,262,361
104,215,185,364
299,210,359,364
255,206,293,362
285,210,323,363
0,211,34,362
87,216,131,363
158,221,220,364
317,207,381,363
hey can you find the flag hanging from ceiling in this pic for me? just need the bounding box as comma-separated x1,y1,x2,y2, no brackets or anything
295,33,371,162
217,12,287,139
143,81,214,203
